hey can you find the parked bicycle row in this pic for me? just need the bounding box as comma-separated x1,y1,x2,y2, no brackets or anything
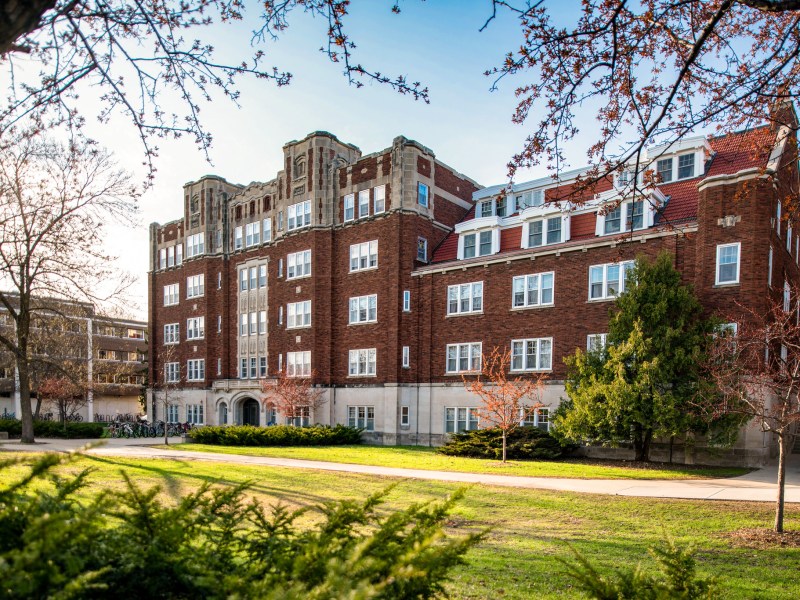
108,420,193,438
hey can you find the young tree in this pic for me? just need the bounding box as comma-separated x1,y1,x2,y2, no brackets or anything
558,252,720,462
0,132,137,443
37,376,86,424
702,294,800,533
463,346,545,463
151,343,182,445
260,370,326,427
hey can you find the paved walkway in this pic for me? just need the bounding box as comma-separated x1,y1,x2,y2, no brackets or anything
2,437,799,503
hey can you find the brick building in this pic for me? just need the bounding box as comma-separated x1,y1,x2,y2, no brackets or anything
148,118,799,466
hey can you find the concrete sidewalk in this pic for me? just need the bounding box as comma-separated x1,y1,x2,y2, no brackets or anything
2,437,799,503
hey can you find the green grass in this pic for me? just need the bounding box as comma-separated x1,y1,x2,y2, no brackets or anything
0,451,795,599
168,442,750,480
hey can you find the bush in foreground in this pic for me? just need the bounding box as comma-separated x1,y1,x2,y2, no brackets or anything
0,419,103,439
190,424,363,446
0,453,483,599
437,426,575,460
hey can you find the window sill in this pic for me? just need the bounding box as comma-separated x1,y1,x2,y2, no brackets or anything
286,274,312,282
348,374,377,379
444,371,479,376
510,369,552,374
587,297,617,303
713,282,740,288
510,304,554,311
349,266,379,274
287,325,312,331
446,311,484,318
348,321,378,327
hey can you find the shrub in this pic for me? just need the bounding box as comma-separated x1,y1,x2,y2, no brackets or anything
190,424,363,446
0,419,104,439
0,453,483,599
437,426,575,460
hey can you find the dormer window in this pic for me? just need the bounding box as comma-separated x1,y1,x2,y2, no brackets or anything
604,205,622,234
515,189,544,210
597,198,653,236
464,231,492,258
615,170,634,189
527,215,565,248
477,196,511,218
628,200,644,230
678,153,695,179
656,158,673,183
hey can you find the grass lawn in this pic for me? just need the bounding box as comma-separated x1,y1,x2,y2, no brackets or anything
169,442,751,480
2,451,795,599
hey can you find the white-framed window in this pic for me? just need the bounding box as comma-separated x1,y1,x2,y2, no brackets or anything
715,243,740,285
176,244,183,265
217,272,222,289
788,224,793,253
587,333,607,353
245,221,261,247
259,264,267,288
217,315,222,333
249,266,257,290
349,294,377,324
164,323,179,345
287,250,311,280
403,290,411,312
350,240,378,272
164,284,179,306
417,237,428,262
358,189,370,218
234,226,243,250
167,404,180,423
374,185,386,214
239,314,248,337
511,338,553,371
348,348,377,377
287,301,311,329
240,358,247,379
515,189,544,210
263,218,272,243
784,280,791,313
768,246,773,287
656,158,673,183
348,406,374,431
418,182,429,208
717,322,738,338
186,232,205,258
512,273,554,308
239,268,248,291
344,193,355,222
187,359,205,381
528,216,563,247
447,282,483,315
589,261,635,300
187,274,204,298
167,246,175,267
400,406,410,426
604,205,622,234
259,357,267,377
286,406,310,427
259,310,267,334
287,200,311,231
249,311,257,335
402,346,410,368
677,153,695,179
446,342,482,373
462,230,495,258
445,407,479,433
277,210,284,231
250,356,257,379
186,404,204,425
279,306,283,325
165,362,180,383
159,248,167,269
186,317,205,340
523,407,550,431
777,200,782,234
217,358,222,376
286,351,311,377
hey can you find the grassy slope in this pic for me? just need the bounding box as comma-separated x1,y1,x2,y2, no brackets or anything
1,452,795,599
170,443,750,480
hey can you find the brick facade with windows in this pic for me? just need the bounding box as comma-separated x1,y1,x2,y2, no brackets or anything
148,118,800,465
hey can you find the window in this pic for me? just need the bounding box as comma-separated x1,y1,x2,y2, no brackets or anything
286,406,310,427
186,274,204,298
187,359,205,381
348,348,377,376
279,258,283,278
240,358,247,379
263,218,272,243
784,281,791,313
348,406,375,431
186,317,205,340
656,158,673,183
217,358,222,376
127,328,144,339
587,334,607,353
159,248,167,269
715,243,740,285
403,290,411,312
447,282,483,315
277,211,284,230
349,294,377,324
546,217,562,244
260,357,267,377
777,201,782,234
167,246,175,267
176,244,182,265
245,221,261,247
677,153,695,179
279,306,283,325
616,169,633,188
249,311,257,335
286,351,311,377
604,205,622,234
462,230,494,258
358,189,370,218
250,357,257,379
287,301,311,329
788,223,793,253
628,201,644,230
240,314,248,336
418,182,429,208
287,200,311,231
186,404,204,425
344,193,355,221
287,250,311,279
400,406,410,426
512,273,554,308
164,323,179,344
259,311,267,334
234,226,243,250
259,264,267,287
445,407,479,433
402,346,410,368
374,185,386,214
217,315,222,333
186,232,204,258
217,272,222,289
446,343,482,373
249,266,257,290
164,284,179,306
350,240,378,272
511,338,553,371
294,156,305,178
239,269,247,291
417,237,428,262
165,362,179,383
768,246,773,286
523,407,550,431
528,216,563,247
589,261,635,300
167,404,180,423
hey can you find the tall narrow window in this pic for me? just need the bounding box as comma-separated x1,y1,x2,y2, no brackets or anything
417,182,429,208
403,290,411,312
344,194,355,222
374,185,386,214
716,243,741,285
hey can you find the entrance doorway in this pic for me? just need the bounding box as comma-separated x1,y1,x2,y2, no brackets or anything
218,402,228,425
242,398,260,426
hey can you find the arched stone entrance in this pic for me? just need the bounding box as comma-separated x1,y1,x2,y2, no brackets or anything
242,398,260,426
218,401,228,425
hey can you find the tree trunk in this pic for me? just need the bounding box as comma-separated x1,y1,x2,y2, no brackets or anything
163,395,169,446
775,432,788,533
18,359,34,443
502,430,507,463
633,429,653,462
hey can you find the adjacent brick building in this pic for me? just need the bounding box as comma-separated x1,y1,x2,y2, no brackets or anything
148,117,799,466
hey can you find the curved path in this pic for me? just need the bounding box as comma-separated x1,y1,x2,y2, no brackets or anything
2,437,799,503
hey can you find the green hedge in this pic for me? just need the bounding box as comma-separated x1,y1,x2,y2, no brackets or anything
437,426,576,460
190,424,363,446
0,419,104,439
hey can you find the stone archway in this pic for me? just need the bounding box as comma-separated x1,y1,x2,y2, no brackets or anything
242,398,260,426
218,401,228,425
